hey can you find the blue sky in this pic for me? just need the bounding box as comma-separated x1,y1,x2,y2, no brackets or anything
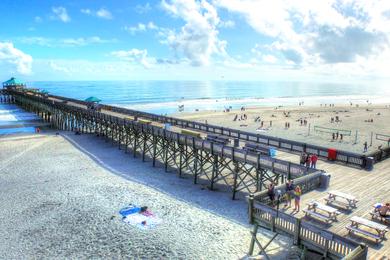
0,0,389,81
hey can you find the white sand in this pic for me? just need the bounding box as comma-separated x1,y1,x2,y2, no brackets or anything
175,103,390,154
0,132,292,259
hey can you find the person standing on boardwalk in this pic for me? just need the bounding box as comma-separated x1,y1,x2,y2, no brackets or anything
267,183,275,207
284,180,295,208
300,152,306,165
305,154,311,167
311,154,318,169
363,141,368,152
294,186,302,212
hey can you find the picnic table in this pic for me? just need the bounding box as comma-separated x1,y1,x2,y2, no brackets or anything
303,200,340,223
325,190,358,209
346,216,388,243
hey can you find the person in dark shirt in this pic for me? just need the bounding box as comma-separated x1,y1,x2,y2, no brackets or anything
284,180,295,208
267,183,275,206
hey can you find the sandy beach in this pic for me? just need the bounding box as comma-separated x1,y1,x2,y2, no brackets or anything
175,103,390,154
0,132,292,259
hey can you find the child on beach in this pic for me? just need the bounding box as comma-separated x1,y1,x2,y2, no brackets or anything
294,186,302,212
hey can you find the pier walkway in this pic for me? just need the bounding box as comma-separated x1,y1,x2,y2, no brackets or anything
6,89,320,201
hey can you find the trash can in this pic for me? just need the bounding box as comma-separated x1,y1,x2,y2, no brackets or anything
269,148,277,157
320,172,331,189
365,157,374,171
327,148,337,161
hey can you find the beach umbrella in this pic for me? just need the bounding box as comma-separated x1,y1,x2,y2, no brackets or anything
85,96,101,103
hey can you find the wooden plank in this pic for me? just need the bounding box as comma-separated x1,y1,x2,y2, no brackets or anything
350,216,388,231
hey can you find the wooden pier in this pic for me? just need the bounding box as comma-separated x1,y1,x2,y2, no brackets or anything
5,89,320,200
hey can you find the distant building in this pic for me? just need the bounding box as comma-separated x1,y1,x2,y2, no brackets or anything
2,77,26,90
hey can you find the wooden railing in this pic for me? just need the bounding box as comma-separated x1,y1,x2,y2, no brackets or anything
38,92,368,168
248,201,367,259
250,170,325,205
9,89,315,178
368,146,390,164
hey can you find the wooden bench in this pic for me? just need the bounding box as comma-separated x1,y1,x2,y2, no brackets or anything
243,142,270,155
326,190,358,209
181,129,202,138
346,216,388,243
305,201,340,223
346,225,382,243
138,119,152,125
303,209,332,223
324,197,351,209
206,134,230,145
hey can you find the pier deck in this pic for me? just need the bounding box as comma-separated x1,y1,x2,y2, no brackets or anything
270,152,390,258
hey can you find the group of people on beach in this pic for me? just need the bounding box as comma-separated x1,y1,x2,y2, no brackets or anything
300,152,318,169
320,104,335,107
330,116,340,123
233,114,247,121
299,119,308,126
332,132,343,141
267,180,302,212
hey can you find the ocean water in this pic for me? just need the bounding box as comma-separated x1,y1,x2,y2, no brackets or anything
28,81,390,114
0,104,39,135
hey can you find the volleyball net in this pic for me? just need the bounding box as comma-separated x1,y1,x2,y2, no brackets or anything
313,126,352,136
376,133,390,142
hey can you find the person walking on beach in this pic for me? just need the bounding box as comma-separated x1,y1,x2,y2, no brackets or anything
311,154,318,169
294,186,302,212
364,141,368,152
284,180,294,208
267,183,275,206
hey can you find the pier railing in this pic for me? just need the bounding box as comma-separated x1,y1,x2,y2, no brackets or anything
42,93,368,169
8,89,321,200
249,170,325,205
247,200,367,259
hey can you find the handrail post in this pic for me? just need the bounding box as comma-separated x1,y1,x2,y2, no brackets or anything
294,218,301,245
248,194,254,224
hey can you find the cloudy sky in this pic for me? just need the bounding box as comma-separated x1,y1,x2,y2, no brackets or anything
0,0,389,81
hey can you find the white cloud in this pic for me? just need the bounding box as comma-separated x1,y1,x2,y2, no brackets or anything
216,0,390,77
81,9,91,15
19,36,117,47
124,22,159,35
0,42,33,75
34,16,42,23
96,8,113,19
135,3,152,14
51,6,70,23
219,20,235,28
161,0,227,66
111,49,154,68
81,8,113,19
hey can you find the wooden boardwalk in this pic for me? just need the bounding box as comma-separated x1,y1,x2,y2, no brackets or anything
274,151,390,259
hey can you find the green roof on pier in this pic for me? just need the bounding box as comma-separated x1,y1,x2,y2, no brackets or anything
2,77,26,87
85,96,101,103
